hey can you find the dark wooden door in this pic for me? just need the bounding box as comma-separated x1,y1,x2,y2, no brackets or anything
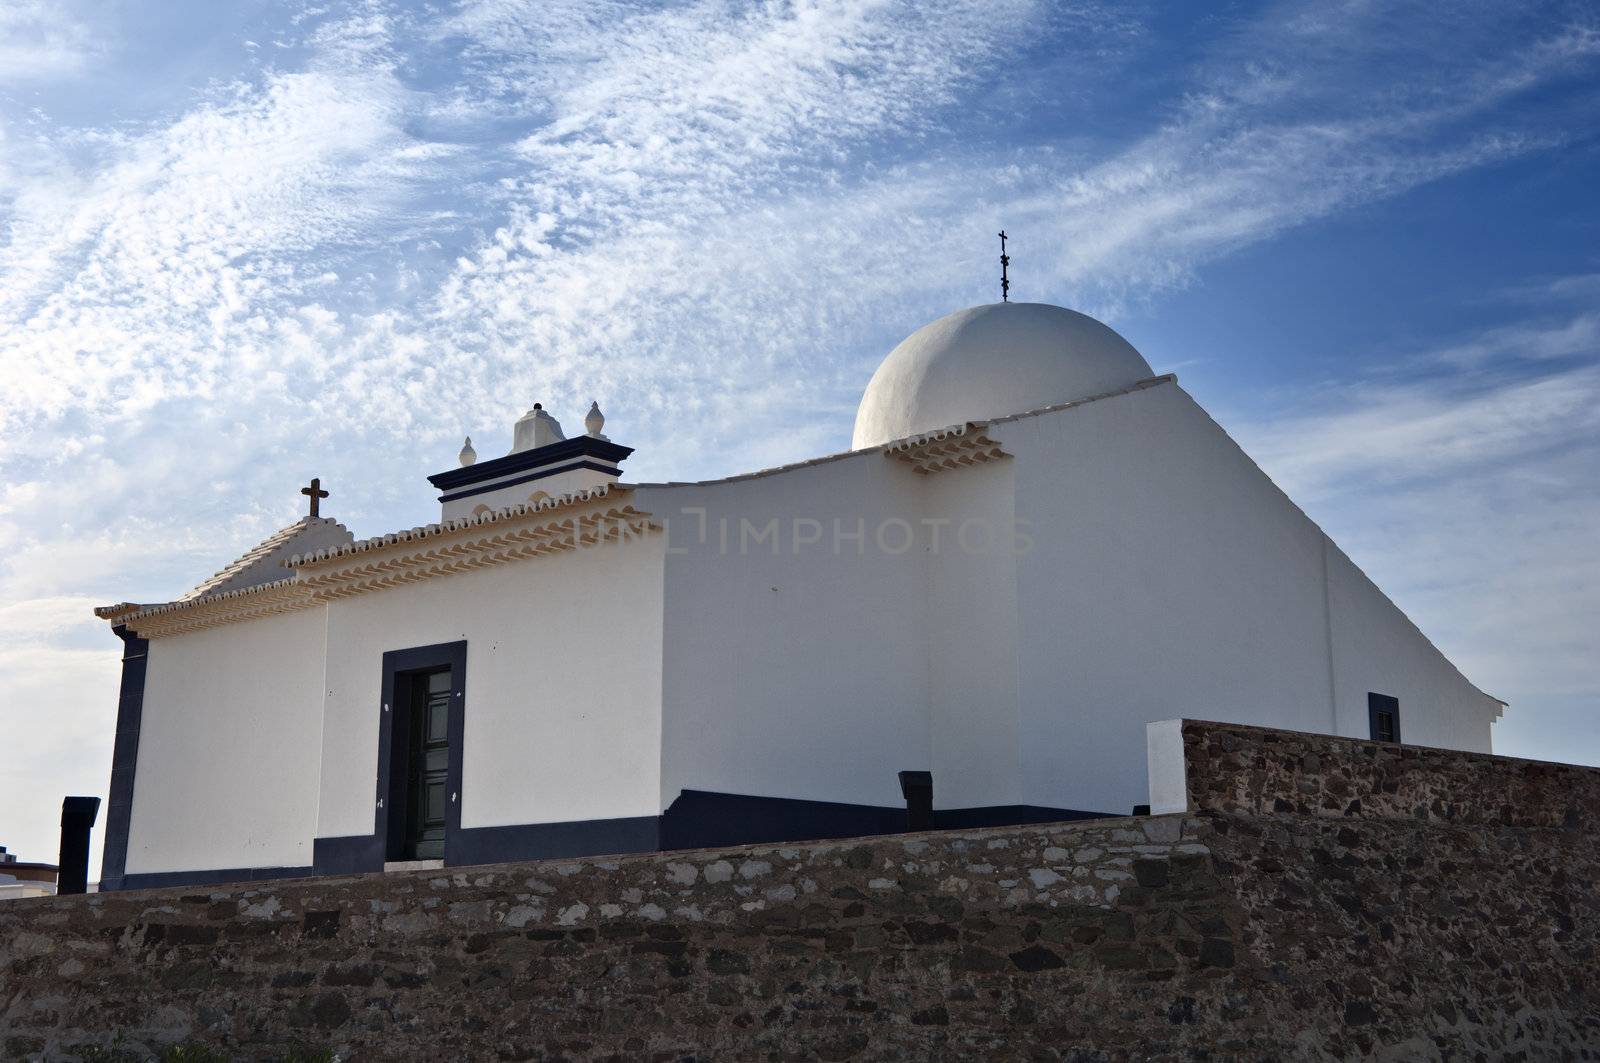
405,668,451,859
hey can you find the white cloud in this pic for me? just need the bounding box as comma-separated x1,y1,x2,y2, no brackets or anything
0,642,121,865
5,0,1594,483
409,0,1599,465
0,3,102,82
1229,302,1600,755
0,17,427,446
0,595,104,639
1238,362,1600,498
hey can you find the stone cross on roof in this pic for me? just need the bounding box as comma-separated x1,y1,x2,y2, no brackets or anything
300,477,330,518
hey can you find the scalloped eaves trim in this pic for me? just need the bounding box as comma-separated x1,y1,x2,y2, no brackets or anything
95,485,654,638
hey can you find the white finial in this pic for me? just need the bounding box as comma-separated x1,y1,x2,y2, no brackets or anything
510,402,566,453
585,400,608,439
458,436,477,467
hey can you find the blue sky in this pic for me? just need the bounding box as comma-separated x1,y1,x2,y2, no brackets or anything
1,0,1596,872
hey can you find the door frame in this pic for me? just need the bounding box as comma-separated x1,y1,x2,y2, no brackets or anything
377,641,468,862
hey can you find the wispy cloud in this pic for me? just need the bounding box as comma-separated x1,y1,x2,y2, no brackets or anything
1240,360,1600,497
416,0,1600,445
1232,296,1600,718
2,80,418,427
5,0,1595,478
0,2,102,82
1430,313,1600,368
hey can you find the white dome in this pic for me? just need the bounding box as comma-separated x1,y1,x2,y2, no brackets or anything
852,302,1154,449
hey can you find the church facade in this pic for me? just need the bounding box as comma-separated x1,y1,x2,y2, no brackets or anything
95,303,1504,890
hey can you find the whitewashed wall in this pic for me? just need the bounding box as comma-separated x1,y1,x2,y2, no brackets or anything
647,378,1495,820
1006,383,1335,814
1325,542,1499,750
1005,381,1497,816
643,457,934,812
126,609,327,874
316,532,666,841
648,451,1032,814
920,461,1024,810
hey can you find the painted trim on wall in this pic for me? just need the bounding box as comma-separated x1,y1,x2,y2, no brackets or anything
307,815,662,881
931,805,1104,828
449,817,661,865
377,641,469,865
101,579,317,641
99,625,149,892
311,834,386,877
122,793,1116,890
287,497,657,607
659,790,1108,850
109,489,656,639
119,865,315,890
436,460,623,503
659,789,906,850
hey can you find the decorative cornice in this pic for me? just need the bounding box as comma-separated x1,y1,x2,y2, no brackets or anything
100,579,318,640
287,483,632,566
436,460,624,503
97,486,658,639
94,602,144,623
293,500,655,603
884,423,1010,475
427,435,633,494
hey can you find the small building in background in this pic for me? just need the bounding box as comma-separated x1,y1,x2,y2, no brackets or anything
0,846,57,900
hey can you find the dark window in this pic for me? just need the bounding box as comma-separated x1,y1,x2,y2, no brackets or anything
1368,692,1401,744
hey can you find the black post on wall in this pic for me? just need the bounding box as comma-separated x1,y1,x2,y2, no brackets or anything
898,771,933,833
58,796,101,896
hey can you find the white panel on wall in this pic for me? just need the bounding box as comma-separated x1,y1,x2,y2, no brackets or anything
1146,719,1188,814
648,454,936,812
1010,384,1354,817
127,608,328,874
922,460,1024,810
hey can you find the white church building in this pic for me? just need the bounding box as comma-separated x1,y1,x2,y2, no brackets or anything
95,302,1504,889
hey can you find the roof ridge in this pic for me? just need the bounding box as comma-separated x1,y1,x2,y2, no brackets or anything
179,516,348,601
627,375,1178,489
97,492,629,625
287,482,627,568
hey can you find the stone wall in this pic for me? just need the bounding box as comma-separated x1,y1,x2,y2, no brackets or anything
1178,718,1600,828
3,722,1597,1061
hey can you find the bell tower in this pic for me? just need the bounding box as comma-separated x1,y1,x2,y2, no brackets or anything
428,400,633,521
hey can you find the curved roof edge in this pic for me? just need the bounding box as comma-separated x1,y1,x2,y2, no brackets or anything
629,375,1178,490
